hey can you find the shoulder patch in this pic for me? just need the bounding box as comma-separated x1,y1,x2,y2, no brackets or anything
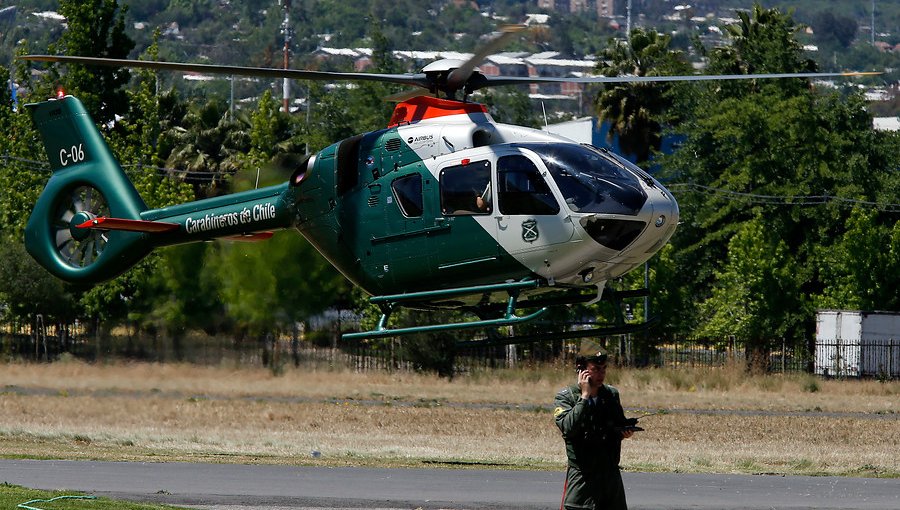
554,406,565,418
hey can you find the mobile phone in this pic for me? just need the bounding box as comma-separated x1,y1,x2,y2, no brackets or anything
577,368,591,384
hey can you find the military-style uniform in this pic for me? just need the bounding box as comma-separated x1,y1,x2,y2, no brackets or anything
554,383,628,510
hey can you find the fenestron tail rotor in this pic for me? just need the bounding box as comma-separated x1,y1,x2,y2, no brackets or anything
53,186,110,268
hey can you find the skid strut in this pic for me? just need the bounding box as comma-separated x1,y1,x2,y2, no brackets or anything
343,280,547,339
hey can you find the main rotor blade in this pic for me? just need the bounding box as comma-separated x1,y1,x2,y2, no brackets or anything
446,24,526,92
476,71,881,90
20,55,432,89
22,55,877,96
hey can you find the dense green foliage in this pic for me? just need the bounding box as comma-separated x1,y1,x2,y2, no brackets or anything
0,1,897,372
0,1,346,358
656,5,900,351
587,4,899,359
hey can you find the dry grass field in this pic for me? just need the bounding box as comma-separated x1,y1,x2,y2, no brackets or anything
1,359,897,477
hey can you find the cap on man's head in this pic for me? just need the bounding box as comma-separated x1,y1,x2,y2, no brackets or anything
575,351,608,368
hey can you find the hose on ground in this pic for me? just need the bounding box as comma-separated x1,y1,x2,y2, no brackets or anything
18,495,97,510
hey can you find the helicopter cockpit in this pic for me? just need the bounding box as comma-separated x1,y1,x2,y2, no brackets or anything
506,142,670,255
432,140,679,285
519,143,648,216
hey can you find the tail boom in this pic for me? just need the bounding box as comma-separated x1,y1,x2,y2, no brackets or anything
24,95,296,284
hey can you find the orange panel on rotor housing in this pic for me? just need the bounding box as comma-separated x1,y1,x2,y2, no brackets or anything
388,96,488,127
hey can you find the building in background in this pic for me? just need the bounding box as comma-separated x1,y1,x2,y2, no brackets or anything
538,0,613,16
815,310,900,378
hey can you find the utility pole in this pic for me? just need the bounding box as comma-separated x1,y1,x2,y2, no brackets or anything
644,261,649,323
626,0,632,38
280,0,292,113
871,0,876,46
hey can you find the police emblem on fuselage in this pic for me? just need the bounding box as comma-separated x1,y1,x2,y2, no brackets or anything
521,219,539,243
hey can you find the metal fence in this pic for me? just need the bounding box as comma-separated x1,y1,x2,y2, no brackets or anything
2,322,899,379
650,337,812,374
814,338,900,379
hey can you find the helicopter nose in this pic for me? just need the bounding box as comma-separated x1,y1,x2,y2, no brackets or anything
558,182,679,285
642,184,680,256
577,184,678,258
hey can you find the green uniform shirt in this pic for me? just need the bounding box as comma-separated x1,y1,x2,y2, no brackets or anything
554,384,628,510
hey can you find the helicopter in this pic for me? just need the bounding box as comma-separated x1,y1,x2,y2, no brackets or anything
19,27,875,341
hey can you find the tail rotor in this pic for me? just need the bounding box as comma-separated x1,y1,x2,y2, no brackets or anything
53,185,110,268
25,95,152,283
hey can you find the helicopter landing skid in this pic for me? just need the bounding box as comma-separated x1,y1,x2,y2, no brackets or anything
342,280,549,339
455,315,661,348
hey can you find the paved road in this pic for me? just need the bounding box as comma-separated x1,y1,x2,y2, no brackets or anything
1,459,898,510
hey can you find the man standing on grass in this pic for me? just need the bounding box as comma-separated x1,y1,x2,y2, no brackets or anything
554,352,634,510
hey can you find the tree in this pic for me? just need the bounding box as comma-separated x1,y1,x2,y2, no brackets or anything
211,91,347,361
72,35,196,342
661,87,899,342
697,217,802,368
655,3,900,348
594,28,689,163
0,67,46,241
479,87,539,128
815,208,900,312
53,0,135,125
811,11,858,50
705,4,816,99
158,97,250,198
147,243,228,344
246,90,292,168
0,243,76,327
212,232,346,332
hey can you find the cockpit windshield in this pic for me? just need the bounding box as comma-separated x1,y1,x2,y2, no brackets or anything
516,143,647,215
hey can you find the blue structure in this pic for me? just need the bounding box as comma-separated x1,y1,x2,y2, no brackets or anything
10,80,17,111
542,117,681,168
593,119,683,165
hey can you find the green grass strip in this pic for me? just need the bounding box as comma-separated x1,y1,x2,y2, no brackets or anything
18,495,97,510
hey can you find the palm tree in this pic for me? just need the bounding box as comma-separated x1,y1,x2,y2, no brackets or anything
158,98,250,198
720,4,815,74
594,28,689,164
708,4,817,99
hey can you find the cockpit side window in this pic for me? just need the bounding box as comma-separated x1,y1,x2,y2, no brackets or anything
391,174,423,217
439,160,492,215
498,155,559,216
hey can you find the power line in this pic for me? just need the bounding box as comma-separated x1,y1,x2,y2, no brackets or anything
0,154,230,183
668,183,900,212
0,154,50,171
120,163,235,183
